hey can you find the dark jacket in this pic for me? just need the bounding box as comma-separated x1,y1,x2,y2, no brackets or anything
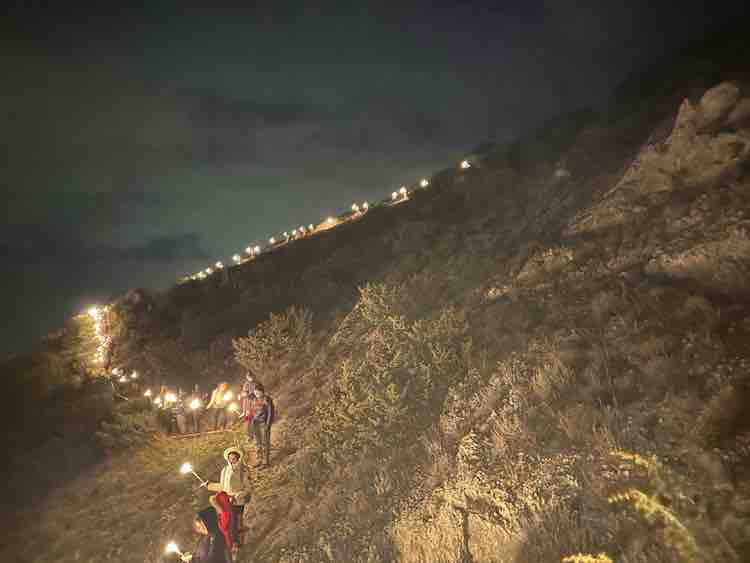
249,396,274,426
191,508,231,563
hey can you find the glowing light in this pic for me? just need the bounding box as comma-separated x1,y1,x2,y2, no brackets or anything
87,306,100,319
283,231,289,238
308,224,314,231
420,178,429,188
245,246,253,254
292,229,297,236
165,392,177,403
154,397,162,406
269,237,276,244
391,191,398,200
165,542,182,556
327,217,335,224
205,267,213,275
299,225,305,233
119,376,128,383
190,398,201,410
460,159,471,169
179,461,206,485
351,203,360,212
399,186,407,195
215,261,224,269
232,254,242,263
254,245,261,253
144,389,152,397
131,371,138,380
362,202,369,210
227,402,239,413
223,391,234,402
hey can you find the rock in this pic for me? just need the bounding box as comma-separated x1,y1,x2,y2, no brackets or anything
727,98,750,129
698,82,742,131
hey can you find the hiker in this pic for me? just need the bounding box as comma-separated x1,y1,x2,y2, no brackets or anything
207,447,252,554
206,382,230,430
239,373,257,420
156,384,172,433
187,384,204,434
177,506,231,563
247,383,274,467
172,388,188,435
209,492,234,555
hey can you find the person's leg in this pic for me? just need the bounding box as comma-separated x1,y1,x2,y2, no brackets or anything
177,414,186,434
217,409,227,430
252,423,263,465
231,504,244,544
262,425,271,465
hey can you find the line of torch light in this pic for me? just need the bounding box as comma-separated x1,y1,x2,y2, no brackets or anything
186,167,445,284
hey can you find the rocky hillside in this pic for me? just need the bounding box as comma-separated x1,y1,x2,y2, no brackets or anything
2,21,750,563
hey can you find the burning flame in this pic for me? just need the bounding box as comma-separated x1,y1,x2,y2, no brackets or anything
165,392,177,403
269,237,276,244
215,261,224,269
190,398,201,410
165,541,181,555
362,202,369,210
308,224,314,231
227,402,239,413
223,391,234,402
179,462,192,474
254,245,261,253
460,159,471,169
144,389,152,397
399,187,407,195
154,397,162,406
232,254,241,263
391,191,398,200
420,178,429,187
131,371,138,380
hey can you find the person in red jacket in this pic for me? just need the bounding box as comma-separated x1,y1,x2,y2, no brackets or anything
209,492,235,559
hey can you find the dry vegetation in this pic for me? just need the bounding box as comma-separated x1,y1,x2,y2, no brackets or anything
3,54,750,563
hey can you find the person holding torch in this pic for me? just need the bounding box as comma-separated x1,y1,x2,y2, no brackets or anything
205,382,230,431
187,384,204,434
166,506,231,563
206,447,252,553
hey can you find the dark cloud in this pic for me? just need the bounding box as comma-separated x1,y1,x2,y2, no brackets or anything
0,231,208,266
1,1,748,354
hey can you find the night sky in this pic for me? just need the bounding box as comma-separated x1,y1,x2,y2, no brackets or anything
1,1,747,355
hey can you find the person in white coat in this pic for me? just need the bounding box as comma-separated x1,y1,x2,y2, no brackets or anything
207,447,252,553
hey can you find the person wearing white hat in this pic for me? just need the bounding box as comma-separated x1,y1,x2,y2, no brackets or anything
207,447,252,551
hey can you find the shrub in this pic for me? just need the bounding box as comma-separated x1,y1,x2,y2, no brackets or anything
316,283,468,465
233,306,313,375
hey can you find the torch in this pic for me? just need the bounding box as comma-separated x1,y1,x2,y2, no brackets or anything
165,541,186,559
180,462,207,487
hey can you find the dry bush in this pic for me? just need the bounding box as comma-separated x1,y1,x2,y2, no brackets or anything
317,283,469,466
232,305,312,375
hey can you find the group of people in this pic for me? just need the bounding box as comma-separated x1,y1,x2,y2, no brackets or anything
151,374,274,468
169,373,276,562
